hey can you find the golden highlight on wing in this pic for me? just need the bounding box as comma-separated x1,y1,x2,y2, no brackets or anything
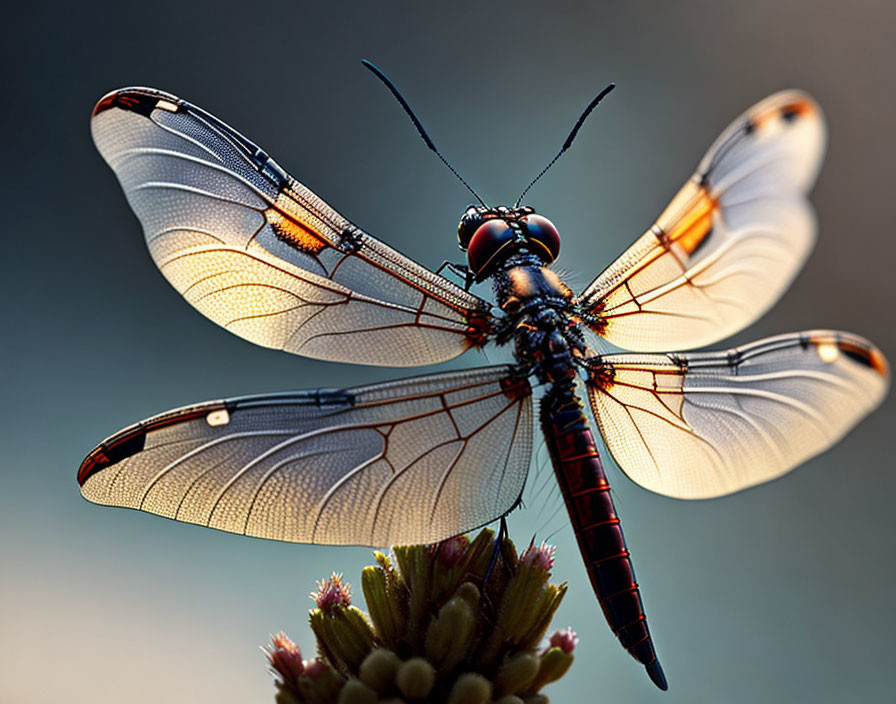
576,91,826,352
586,331,888,499
91,88,493,367
79,367,533,546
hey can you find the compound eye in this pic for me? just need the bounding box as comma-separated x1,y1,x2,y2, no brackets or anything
522,214,561,263
467,219,514,278
457,206,484,250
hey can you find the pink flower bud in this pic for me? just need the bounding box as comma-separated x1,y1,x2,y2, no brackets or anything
303,658,327,680
434,535,469,567
312,573,352,612
264,632,304,691
549,627,579,654
519,540,556,571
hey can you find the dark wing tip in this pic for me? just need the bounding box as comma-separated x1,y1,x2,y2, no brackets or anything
838,339,890,378
77,426,147,487
806,332,890,378
91,87,181,118
646,659,668,691
77,402,228,488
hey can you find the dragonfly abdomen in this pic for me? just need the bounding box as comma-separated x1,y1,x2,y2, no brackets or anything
539,385,667,691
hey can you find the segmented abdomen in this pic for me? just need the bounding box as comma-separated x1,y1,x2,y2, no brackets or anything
540,394,667,690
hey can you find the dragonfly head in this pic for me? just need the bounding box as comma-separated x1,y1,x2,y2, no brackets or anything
457,205,561,281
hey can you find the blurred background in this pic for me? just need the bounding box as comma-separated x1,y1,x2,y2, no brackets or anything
2,1,894,702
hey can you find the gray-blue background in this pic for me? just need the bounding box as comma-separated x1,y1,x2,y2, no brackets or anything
2,2,894,702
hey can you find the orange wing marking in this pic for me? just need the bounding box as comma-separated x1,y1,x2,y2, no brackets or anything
267,185,492,352
750,97,816,130
653,181,718,257
265,195,329,255
807,333,890,377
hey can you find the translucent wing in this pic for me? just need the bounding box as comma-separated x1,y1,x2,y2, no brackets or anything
91,88,494,367
78,366,533,546
585,331,888,499
576,91,825,352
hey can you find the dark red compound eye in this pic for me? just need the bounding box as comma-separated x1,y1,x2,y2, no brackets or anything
467,219,515,278
457,206,484,250
522,214,561,263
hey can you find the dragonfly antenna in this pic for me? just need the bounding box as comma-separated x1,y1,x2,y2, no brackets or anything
362,59,487,207
514,83,616,207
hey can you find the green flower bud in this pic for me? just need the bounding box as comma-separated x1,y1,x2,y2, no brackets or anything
447,673,493,704
460,529,500,577
392,546,431,648
518,583,567,651
359,648,401,694
494,652,539,696
522,695,550,704
338,678,378,704
497,563,551,641
424,594,475,671
309,605,375,674
476,555,562,667
362,566,404,649
273,688,301,704
454,581,481,611
395,657,436,700
495,696,526,704
529,647,574,690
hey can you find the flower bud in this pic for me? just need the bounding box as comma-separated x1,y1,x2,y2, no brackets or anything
519,541,555,572
434,535,468,568
264,632,304,694
517,583,567,652
424,595,475,671
392,546,431,648
430,535,473,602
297,659,344,702
529,646,574,690
522,695,549,704
362,566,404,649
273,689,301,704
549,627,578,654
454,581,481,611
447,673,492,704
302,658,326,680
359,648,401,694
312,573,352,613
494,652,539,696
338,678,378,704
309,605,375,674
396,657,436,700
480,545,562,664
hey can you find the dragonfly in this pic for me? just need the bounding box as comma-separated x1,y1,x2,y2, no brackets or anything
79,62,889,691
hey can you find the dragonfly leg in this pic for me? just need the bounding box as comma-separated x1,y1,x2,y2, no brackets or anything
483,516,515,582
434,260,475,290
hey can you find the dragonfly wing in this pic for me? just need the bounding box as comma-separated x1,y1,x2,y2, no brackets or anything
92,88,494,367
78,366,533,546
585,331,888,499
576,91,825,351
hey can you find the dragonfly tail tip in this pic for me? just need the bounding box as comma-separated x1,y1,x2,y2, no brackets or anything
646,659,668,690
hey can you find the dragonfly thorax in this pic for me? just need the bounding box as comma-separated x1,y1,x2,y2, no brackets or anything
457,205,561,281
511,302,586,386
488,260,586,385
